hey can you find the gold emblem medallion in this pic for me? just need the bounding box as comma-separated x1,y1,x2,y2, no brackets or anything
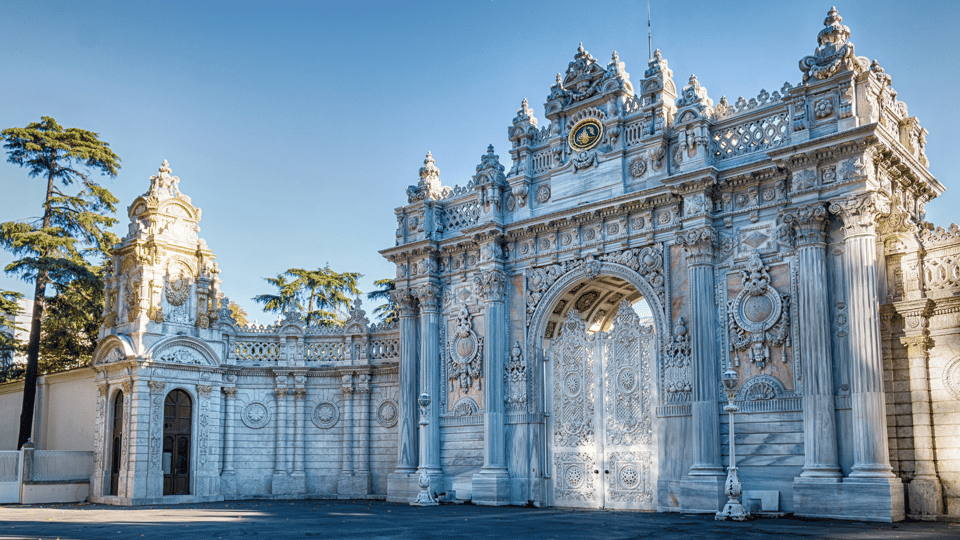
568,118,604,152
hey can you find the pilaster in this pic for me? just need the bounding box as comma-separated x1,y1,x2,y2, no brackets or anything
896,300,942,520
472,262,511,505
675,225,725,513
782,202,842,482
387,288,420,502
220,385,237,495
414,282,442,474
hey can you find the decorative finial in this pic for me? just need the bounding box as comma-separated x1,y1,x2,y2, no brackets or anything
160,160,171,174
578,42,584,52
556,73,562,83
487,144,495,153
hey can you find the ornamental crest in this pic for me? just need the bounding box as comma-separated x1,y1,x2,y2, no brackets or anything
447,304,483,393
727,251,791,369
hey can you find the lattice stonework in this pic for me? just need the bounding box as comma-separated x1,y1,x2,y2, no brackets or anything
711,112,788,160
303,341,345,362
554,452,597,502
443,200,481,231
369,338,399,360
234,341,281,362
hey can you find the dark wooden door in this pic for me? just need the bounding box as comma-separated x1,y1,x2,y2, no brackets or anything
109,391,124,496
162,389,192,495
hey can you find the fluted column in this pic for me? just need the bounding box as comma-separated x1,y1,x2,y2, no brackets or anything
221,386,237,476
829,193,894,479
393,289,419,474
340,374,355,475
475,268,508,475
783,202,842,481
292,387,306,476
357,373,372,476
676,226,725,478
415,282,442,473
274,386,288,475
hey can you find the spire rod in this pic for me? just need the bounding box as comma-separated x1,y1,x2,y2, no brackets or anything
647,0,653,60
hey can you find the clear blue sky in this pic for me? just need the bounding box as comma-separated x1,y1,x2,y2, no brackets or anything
1,0,958,323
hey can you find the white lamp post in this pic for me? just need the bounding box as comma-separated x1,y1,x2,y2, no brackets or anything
412,393,438,506
716,369,748,521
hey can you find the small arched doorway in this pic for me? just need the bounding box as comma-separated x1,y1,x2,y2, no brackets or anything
109,390,124,496
163,389,192,495
543,275,659,510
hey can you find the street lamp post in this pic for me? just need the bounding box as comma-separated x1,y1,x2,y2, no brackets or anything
716,369,748,521
412,393,439,506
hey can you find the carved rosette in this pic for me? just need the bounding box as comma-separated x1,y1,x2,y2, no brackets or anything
474,269,507,303
727,252,791,370
781,202,828,246
829,192,887,239
447,304,483,393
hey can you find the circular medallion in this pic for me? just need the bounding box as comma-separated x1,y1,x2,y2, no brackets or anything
312,402,339,429
564,373,582,397
617,367,638,393
944,357,960,400
618,465,640,489
455,334,477,358
732,287,782,334
377,399,399,428
242,402,269,429
565,465,585,488
568,118,604,152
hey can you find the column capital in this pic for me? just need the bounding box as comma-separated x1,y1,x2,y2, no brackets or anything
391,287,418,317
148,380,166,394
781,201,828,246
275,387,289,398
675,226,716,265
900,334,931,357
829,192,888,238
413,282,441,312
222,386,238,398
474,268,507,303
197,384,213,397
293,387,307,399
120,380,133,393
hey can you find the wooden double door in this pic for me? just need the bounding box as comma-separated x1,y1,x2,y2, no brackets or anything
548,301,658,510
163,389,192,495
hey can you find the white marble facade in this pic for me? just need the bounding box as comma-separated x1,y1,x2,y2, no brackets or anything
88,8,959,522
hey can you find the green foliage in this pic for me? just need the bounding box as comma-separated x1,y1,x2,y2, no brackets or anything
226,300,248,327
0,116,120,418
0,290,25,382
367,278,397,324
254,265,361,326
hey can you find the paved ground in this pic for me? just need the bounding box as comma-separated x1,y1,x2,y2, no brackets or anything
0,499,958,540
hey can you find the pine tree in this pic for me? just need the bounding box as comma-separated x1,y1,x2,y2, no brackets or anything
367,278,397,324
1,117,120,449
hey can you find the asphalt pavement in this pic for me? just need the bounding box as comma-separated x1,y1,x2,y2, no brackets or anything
1,499,958,540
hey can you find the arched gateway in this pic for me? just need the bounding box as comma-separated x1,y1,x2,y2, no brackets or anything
88,9,960,522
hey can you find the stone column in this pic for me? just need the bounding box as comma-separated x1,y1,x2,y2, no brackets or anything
273,386,288,476
415,282,442,474
292,388,306,477
829,193,896,479
356,373,372,478
119,380,133,499
472,267,511,504
220,386,237,495
676,226,725,512
393,289,419,474
783,202,842,481
899,302,942,520
340,374,354,477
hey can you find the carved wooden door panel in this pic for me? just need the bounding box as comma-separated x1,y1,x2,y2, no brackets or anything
549,301,657,510
550,311,601,508
109,391,124,496
598,301,657,510
163,389,192,495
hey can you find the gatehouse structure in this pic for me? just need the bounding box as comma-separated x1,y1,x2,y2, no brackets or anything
81,8,960,521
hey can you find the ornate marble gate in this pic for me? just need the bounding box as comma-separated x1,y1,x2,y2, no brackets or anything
548,299,657,510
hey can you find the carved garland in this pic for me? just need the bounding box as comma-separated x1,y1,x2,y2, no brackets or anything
727,251,791,369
